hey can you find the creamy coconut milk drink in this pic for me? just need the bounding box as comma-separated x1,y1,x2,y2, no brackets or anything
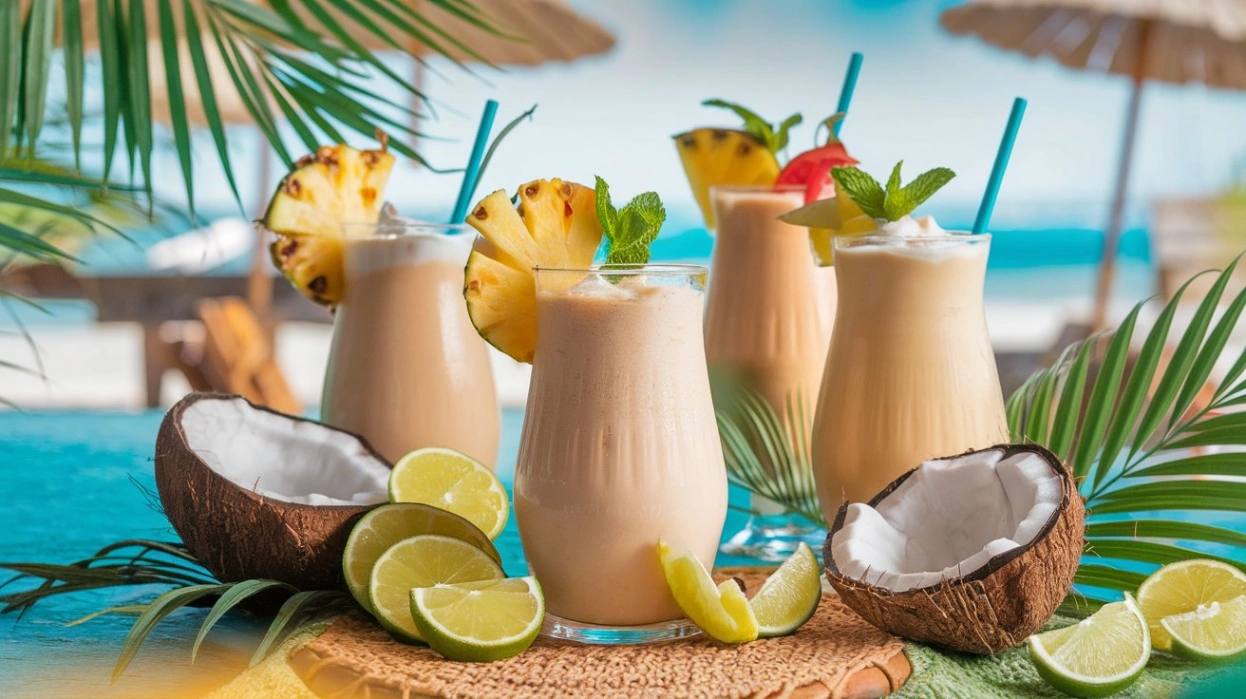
704,186,836,558
322,223,501,467
811,218,1009,524
705,186,836,424
515,266,727,640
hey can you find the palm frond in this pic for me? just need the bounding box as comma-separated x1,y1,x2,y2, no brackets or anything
712,371,824,525
4,1,505,210
1008,257,1246,601
0,538,352,679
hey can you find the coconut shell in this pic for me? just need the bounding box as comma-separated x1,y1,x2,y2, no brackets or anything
155,393,389,590
823,444,1085,655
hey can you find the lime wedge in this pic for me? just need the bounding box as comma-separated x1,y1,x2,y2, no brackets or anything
367,534,504,644
1136,559,1246,650
1027,593,1150,698
1162,593,1246,662
657,539,758,644
749,542,822,637
389,447,509,540
343,503,502,612
410,576,544,662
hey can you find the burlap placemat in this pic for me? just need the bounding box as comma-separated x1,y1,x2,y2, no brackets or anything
288,569,909,699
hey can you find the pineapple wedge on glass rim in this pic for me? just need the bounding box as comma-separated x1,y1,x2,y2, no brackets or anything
463,179,603,363
262,139,396,307
673,128,780,229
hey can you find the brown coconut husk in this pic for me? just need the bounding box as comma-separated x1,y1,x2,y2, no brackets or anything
823,444,1085,655
154,392,390,590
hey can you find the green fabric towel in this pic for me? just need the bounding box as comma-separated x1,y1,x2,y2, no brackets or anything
893,615,1234,699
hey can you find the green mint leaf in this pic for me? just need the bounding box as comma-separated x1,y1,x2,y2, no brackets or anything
594,175,617,242
831,166,886,220
882,165,956,220
773,113,803,152
900,167,956,212
885,161,903,197
606,190,665,266
702,99,800,154
882,161,907,221
848,162,957,221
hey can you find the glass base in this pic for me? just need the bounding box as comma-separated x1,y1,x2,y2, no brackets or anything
720,511,827,563
540,613,702,645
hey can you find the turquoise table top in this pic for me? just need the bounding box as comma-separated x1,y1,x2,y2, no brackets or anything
0,409,761,696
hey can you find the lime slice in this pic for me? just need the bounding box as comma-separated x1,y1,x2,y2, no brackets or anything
1162,593,1246,662
389,447,509,540
749,542,822,637
657,539,758,644
410,576,544,662
1027,593,1150,698
1137,559,1246,650
343,503,502,612
367,535,504,644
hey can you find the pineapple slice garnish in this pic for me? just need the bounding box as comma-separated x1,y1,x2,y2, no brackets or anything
262,141,395,307
779,179,877,266
673,129,780,229
464,179,603,363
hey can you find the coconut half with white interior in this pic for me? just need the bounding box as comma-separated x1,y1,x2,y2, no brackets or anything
824,444,1084,654
155,393,391,590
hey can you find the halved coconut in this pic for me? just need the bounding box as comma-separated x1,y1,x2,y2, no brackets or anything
824,444,1084,654
155,393,391,590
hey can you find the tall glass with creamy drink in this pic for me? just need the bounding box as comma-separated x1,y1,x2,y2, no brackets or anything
811,221,1009,524
704,186,835,559
321,223,500,467
515,265,726,644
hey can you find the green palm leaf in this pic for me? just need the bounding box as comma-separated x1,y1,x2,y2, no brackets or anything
1008,258,1246,603
0,0,508,261
712,371,824,525
0,538,353,679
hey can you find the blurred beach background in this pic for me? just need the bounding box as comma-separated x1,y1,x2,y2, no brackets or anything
2,0,1245,409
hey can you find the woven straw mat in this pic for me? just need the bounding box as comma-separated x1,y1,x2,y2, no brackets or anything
288,569,909,699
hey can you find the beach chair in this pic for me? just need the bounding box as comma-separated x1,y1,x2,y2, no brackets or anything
191,296,301,415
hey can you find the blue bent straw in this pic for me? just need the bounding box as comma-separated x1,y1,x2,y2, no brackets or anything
834,52,864,136
450,99,500,224
973,97,1027,234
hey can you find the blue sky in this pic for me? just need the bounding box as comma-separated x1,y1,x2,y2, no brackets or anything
150,0,1246,229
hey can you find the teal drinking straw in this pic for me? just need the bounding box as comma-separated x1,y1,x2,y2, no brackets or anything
450,99,500,224
834,53,864,136
973,97,1027,234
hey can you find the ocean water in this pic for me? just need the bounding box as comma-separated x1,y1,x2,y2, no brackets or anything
1,209,1156,330
0,409,760,693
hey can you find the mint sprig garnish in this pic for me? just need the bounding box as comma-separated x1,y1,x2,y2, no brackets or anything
702,99,802,153
831,162,955,222
594,176,665,265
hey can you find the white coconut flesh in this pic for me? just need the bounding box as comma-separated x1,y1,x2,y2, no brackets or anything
830,448,1062,593
180,398,390,506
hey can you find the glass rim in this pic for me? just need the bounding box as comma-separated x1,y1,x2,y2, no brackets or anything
833,233,991,248
534,263,708,277
340,220,473,240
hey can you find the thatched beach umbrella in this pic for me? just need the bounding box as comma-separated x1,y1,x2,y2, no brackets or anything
273,0,615,66
941,0,1246,329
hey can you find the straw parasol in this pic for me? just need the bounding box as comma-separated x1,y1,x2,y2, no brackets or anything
941,0,1246,330
272,0,615,65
